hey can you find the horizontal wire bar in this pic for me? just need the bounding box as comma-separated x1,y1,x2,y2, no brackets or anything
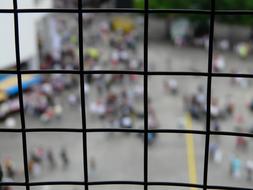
0,128,211,134
1,181,252,190
88,181,144,185
0,181,202,187
149,129,206,134
215,10,253,15
0,70,208,75
212,72,253,78
148,71,208,76
0,181,85,186
20,70,80,74
210,131,253,138
0,8,202,14
25,128,83,133
86,128,144,133
148,9,210,14
29,181,85,186
148,181,203,188
0,8,144,14
18,8,144,13
81,8,144,13
2,70,253,78
17,8,79,13
0,128,22,132
0,70,17,74
0,70,144,75
1,8,253,15
0,182,25,186
0,9,14,13
0,128,253,139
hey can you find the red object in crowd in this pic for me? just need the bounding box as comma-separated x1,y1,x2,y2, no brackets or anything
130,74,138,81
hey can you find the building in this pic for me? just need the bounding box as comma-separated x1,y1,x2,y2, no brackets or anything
0,0,55,70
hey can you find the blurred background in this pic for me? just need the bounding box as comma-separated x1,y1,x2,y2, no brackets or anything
0,0,253,190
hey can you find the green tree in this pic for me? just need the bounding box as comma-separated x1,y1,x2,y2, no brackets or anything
133,0,253,25
134,0,209,9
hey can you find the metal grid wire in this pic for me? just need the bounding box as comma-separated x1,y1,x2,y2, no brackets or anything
0,0,252,190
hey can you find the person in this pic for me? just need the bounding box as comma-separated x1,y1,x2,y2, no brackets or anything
209,143,218,162
60,148,69,169
230,156,241,179
218,39,230,51
4,117,16,129
89,99,106,119
234,114,245,132
120,116,133,129
177,117,185,130
246,160,253,181
47,149,56,170
164,79,178,95
210,98,220,119
224,95,234,116
147,132,157,145
235,42,250,59
54,104,63,119
32,161,41,177
68,94,79,107
4,158,15,179
212,121,221,132
213,148,223,164
89,157,96,178
236,136,248,151
28,159,35,176
213,53,226,72
147,109,158,144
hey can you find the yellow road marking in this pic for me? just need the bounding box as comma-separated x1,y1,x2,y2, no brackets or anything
184,113,197,190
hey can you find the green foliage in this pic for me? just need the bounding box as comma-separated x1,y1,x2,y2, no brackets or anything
133,0,144,8
133,0,209,9
216,0,253,10
133,0,253,25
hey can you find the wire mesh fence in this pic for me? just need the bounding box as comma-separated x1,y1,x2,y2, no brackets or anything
0,0,253,190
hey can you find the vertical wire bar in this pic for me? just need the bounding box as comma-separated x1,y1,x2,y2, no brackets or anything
144,0,149,190
78,0,89,190
12,0,30,190
203,0,215,189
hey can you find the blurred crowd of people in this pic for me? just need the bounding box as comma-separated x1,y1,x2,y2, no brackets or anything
163,77,253,183
209,135,253,181
24,74,78,123
0,147,69,190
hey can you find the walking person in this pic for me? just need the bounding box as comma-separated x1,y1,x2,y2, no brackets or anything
209,143,218,162
89,157,96,179
236,136,248,151
4,158,15,179
60,148,69,169
230,156,242,179
246,160,253,181
213,148,223,164
47,149,56,170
